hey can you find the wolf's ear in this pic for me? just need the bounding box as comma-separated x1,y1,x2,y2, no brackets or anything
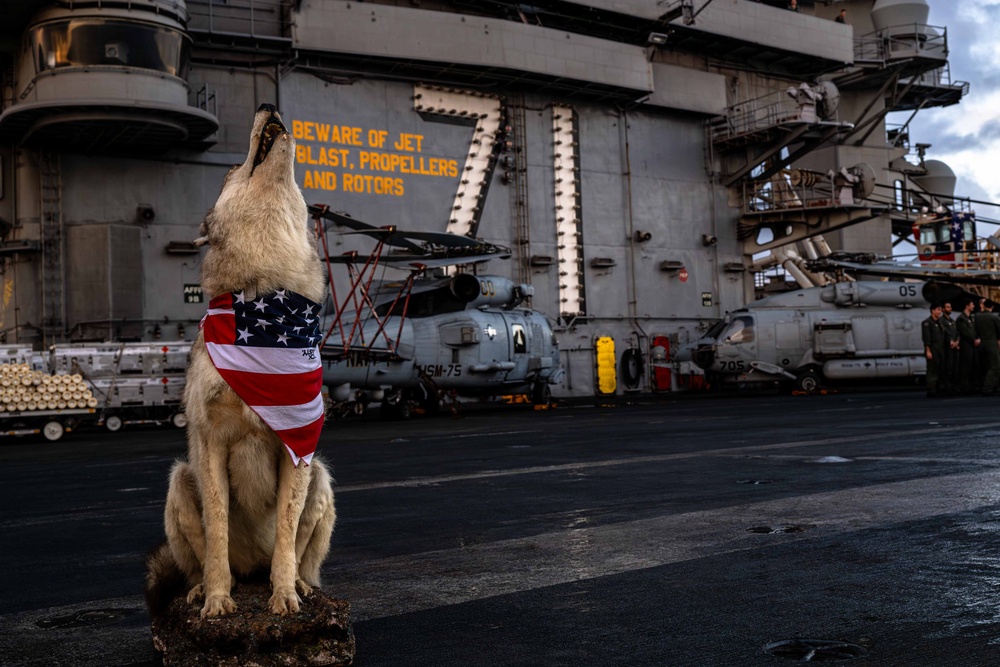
194,210,213,246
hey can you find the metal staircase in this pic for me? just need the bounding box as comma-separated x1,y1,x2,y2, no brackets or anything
39,151,65,346
509,95,531,297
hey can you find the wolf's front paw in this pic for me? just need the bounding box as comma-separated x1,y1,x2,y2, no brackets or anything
269,585,302,615
295,578,313,597
201,594,237,618
186,583,205,604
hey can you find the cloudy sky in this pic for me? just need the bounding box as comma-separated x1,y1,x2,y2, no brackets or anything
893,1,1000,227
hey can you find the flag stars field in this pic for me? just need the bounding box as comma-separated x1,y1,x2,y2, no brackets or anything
201,288,326,465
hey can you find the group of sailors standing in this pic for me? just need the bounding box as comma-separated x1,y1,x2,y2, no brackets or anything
922,298,1000,397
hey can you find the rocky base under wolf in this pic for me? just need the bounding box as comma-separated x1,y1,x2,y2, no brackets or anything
151,583,354,666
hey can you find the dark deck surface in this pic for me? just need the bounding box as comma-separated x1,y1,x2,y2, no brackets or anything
3,390,1000,666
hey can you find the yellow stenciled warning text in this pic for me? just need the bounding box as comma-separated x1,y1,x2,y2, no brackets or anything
292,119,459,196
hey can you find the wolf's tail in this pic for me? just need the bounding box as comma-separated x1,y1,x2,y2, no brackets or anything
145,541,186,620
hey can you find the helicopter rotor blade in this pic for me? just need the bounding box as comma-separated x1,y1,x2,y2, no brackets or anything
818,258,1000,286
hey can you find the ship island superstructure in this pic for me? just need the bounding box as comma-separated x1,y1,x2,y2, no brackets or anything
0,0,973,399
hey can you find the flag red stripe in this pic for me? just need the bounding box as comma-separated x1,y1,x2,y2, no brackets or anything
274,415,326,460
217,367,322,407
203,312,237,345
209,293,233,309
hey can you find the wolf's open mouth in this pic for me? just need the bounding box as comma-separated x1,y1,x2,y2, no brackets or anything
251,116,287,173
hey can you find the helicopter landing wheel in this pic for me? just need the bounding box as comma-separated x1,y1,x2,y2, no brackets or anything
416,379,441,415
794,370,822,393
531,381,552,405
380,391,412,420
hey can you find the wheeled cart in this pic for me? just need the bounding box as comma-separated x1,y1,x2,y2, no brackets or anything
0,343,191,441
96,405,187,433
0,408,97,441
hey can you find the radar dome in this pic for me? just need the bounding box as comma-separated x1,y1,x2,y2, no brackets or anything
911,160,956,203
871,0,929,33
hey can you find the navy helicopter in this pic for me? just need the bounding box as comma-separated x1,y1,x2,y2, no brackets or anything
310,205,562,418
678,251,999,393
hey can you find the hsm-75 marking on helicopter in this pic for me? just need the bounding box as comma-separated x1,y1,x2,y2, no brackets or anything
310,205,562,418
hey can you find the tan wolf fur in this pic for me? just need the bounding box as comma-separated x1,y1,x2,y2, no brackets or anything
146,104,335,619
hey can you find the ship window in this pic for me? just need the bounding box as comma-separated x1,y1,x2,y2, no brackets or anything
29,19,190,77
721,316,754,344
918,225,936,246
936,221,950,243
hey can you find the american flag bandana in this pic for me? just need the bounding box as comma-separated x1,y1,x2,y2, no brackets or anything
201,289,325,466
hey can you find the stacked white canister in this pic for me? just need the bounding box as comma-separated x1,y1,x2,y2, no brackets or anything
0,364,99,412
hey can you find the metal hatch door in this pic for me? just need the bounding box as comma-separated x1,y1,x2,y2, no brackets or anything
850,315,888,353
501,311,530,384
466,310,511,385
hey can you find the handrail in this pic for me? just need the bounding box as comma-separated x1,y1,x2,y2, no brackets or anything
710,85,834,144
740,171,913,216
186,0,290,39
742,173,838,216
853,22,948,64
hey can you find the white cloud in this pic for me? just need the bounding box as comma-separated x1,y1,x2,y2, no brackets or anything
969,37,1000,64
892,0,1000,230
922,89,1000,138
956,0,1000,22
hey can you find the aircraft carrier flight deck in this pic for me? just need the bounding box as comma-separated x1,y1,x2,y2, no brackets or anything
3,391,1000,666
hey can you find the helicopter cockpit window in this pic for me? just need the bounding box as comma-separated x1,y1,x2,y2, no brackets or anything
705,319,727,340
29,19,190,77
721,316,755,344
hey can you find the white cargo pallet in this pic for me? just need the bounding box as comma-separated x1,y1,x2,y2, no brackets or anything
0,344,47,371
87,376,186,407
50,341,191,377
0,342,193,440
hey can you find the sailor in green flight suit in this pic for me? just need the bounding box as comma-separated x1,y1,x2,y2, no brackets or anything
956,298,980,395
922,303,946,398
975,299,1000,396
940,301,959,394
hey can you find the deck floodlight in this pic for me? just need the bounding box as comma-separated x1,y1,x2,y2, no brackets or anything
647,32,668,46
